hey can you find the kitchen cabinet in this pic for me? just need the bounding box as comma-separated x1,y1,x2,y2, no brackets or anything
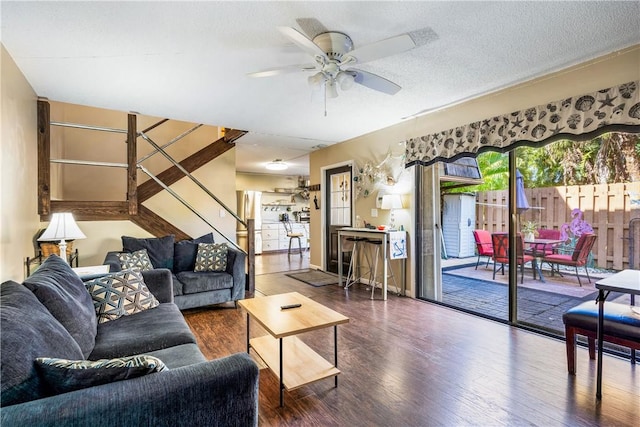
261,222,309,253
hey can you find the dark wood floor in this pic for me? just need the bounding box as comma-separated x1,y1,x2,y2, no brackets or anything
183,253,639,426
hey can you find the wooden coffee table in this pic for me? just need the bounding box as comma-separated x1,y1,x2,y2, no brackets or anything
238,292,349,407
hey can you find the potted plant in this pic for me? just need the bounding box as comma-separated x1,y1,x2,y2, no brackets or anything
521,220,539,241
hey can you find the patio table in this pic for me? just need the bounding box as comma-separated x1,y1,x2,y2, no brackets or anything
594,270,640,400
524,238,564,282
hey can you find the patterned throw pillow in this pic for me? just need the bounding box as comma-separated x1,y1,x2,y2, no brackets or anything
118,249,153,271
84,269,159,323
194,243,228,272
35,355,167,394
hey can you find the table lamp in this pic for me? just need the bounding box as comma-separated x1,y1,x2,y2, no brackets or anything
380,194,403,230
38,213,86,264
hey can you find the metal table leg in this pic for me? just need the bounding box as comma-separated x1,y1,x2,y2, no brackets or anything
382,234,388,301
596,289,608,400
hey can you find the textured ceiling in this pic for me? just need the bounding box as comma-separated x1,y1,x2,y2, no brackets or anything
2,1,639,176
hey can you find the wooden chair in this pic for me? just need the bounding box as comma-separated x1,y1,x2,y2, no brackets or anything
491,233,534,284
472,229,493,270
542,233,597,286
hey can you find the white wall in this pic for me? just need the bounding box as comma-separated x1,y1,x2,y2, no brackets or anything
0,45,39,281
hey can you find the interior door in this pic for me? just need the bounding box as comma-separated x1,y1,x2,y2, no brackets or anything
325,165,352,273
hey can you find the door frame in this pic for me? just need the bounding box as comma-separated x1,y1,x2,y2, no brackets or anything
320,160,354,271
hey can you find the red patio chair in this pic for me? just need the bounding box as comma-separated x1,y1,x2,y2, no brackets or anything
491,233,534,284
472,229,493,270
542,233,597,286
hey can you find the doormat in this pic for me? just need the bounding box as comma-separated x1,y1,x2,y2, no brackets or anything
285,269,339,287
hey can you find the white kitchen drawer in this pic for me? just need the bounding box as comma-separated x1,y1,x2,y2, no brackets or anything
262,229,279,240
262,240,279,251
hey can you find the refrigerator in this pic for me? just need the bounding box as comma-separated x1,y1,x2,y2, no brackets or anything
236,191,262,254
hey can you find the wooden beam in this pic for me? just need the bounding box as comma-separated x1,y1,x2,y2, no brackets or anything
47,201,130,221
37,100,51,215
127,114,138,215
223,128,248,144
131,205,191,241
137,131,246,202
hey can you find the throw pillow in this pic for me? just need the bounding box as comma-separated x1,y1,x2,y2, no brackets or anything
22,254,98,358
118,249,153,271
85,269,160,324
194,243,228,272
173,233,215,273
35,355,167,394
122,235,175,270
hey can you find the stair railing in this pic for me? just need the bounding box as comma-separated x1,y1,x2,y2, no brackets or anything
137,164,243,252
138,131,246,228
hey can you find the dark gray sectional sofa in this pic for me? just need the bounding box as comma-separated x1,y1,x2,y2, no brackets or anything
0,255,259,426
104,234,246,310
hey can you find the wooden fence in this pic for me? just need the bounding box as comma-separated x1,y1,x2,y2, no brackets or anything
475,182,640,270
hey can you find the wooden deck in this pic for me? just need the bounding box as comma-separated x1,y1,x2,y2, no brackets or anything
183,253,639,426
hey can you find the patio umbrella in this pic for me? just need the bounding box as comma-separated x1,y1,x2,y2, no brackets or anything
516,169,530,214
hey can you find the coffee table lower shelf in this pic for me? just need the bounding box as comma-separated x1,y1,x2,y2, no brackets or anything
250,335,340,391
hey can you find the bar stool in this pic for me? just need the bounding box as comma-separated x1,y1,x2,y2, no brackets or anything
282,221,303,257
366,239,400,299
343,236,371,289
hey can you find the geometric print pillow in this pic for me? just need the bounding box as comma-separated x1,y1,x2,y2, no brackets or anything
84,269,159,324
35,355,167,395
194,243,228,272
117,249,153,271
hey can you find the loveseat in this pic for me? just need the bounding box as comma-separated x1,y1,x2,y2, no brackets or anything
104,234,246,310
1,255,259,426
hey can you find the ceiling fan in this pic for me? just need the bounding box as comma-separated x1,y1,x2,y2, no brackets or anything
248,26,418,98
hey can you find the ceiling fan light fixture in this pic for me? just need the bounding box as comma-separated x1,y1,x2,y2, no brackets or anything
326,79,339,98
336,71,355,91
266,159,288,171
307,72,325,87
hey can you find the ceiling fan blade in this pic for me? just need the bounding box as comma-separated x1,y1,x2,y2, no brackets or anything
352,69,402,95
344,34,415,65
247,63,317,78
277,26,327,60
294,18,329,39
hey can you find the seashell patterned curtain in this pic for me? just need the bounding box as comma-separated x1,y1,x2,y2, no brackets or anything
404,81,640,167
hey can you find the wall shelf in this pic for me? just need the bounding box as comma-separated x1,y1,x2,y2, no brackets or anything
262,203,295,207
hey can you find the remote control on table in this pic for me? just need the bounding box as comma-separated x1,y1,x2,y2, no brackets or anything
280,303,302,310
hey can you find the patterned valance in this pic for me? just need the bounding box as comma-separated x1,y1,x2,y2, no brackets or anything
404,81,640,167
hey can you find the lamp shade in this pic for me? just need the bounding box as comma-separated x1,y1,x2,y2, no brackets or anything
336,71,355,91
326,79,339,98
308,72,325,87
380,194,403,210
38,213,86,241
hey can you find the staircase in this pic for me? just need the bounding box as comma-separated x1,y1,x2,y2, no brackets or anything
36,100,256,295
